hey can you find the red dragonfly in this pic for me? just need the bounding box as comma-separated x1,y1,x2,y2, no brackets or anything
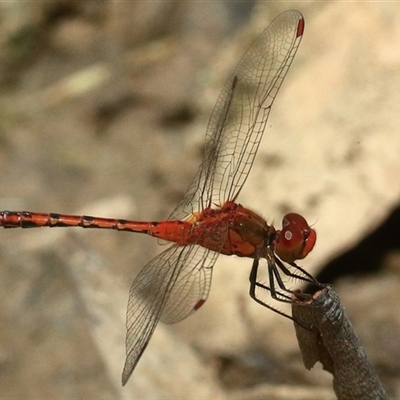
0,10,320,385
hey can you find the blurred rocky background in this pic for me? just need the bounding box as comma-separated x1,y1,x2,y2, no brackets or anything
1,2,400,399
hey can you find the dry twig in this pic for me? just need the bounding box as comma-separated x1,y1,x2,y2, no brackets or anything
292,286,388,400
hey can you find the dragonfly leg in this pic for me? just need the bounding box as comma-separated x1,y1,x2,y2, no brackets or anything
250,258,291,301
274,258,314,284
272,259,327,303
268,260,299,301
249,259,312,330
288,261,326,288
249,259,293,310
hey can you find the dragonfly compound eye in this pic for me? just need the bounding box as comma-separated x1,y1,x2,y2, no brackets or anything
275,213,316,263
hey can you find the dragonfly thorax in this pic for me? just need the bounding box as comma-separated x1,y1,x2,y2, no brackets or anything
186,201,277,258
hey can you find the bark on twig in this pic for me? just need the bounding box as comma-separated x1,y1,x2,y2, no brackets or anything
292,286,388,400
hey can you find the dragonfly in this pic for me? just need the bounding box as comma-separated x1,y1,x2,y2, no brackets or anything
0,10,321,385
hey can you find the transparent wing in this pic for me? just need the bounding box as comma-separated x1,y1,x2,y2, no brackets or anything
122,243,218,385
169,10,304,221
160,245,217,324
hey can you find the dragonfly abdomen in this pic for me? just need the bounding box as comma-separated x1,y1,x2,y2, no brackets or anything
0,211,142,231
0,211,194,243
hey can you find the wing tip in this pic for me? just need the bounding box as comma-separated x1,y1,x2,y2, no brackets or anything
121,341,149,386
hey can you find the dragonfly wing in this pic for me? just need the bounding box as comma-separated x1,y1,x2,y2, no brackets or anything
160,245,217,324
122,244,217,385
122,245,181,385
168,10,304,221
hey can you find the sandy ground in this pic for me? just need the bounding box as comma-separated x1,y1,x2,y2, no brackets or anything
1,2,400,399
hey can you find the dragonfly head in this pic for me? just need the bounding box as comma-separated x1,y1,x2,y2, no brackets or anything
275,213,316,263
